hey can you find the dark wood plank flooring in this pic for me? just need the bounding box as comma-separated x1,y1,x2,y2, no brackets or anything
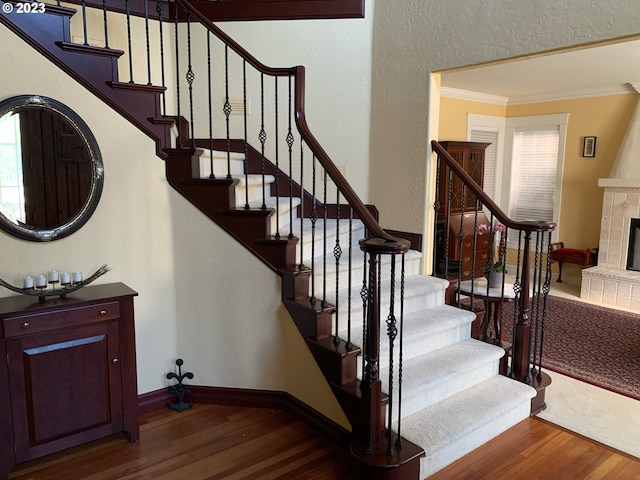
8,405,640,479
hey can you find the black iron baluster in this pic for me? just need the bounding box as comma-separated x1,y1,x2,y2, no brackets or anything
125,0,133,82
156,0,166,115
173,1,181,145
333,196,341,342
289,77,302,238
310,155,317,303
321,169,328,307
444,169,454,281
287,76,295,240
207,31,214,178
509,231,524,378
102,0,109,48
223,46,232,178
395,253,405,448
274,78,280,237
81,0,89,46
386,255,398,456
259,73,267,209
298,140,305,268
346,206,353,347
186,15,195,148
243,61,249,208
530,231,544,378
144,0,151,85
536,231,553,381
432,156,441,275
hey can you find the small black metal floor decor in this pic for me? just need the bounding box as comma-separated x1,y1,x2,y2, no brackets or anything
166,358,194,412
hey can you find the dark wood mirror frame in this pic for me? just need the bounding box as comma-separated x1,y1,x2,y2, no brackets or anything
0,95,104,241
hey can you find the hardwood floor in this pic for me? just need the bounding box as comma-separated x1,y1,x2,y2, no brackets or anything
8,405,640,479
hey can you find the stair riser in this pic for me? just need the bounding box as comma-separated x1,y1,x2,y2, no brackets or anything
234,181,273,207
420,401,532,478
386,360,501,419
198,155,245,176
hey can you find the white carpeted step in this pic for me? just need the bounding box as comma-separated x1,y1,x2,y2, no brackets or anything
326,275,450,320
197,148,246,176
380,339,505,418
282,218,365,263
344,305,476,365
398,375,536,478
312,247,423,295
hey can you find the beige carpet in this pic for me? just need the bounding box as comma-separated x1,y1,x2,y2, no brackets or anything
536,281,640,459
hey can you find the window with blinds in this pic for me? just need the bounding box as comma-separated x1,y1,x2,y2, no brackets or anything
470,129,498,202
509,126,560,223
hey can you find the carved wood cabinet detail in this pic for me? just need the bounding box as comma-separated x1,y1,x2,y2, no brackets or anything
0,283,138,479
436,141,491,280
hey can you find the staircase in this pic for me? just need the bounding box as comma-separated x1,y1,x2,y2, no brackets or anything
1,2,540,478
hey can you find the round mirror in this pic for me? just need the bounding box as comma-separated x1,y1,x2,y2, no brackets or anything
0,95,103,241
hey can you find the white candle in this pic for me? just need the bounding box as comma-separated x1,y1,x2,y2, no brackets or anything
48,270,59,282
24,276,33,289
61,272,71,285
73,271,82,283
36,275,47,288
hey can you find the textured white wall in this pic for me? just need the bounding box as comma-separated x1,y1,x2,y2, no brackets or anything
370,0,640,239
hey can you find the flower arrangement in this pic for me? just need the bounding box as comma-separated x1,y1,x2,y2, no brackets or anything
477,222,506,275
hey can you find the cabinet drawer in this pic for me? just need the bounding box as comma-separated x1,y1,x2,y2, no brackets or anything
3,301,120,338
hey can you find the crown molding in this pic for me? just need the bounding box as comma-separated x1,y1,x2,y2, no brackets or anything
440,87,508,106
441,84,637,106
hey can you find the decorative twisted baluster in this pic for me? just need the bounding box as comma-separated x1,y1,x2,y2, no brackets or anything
223,46,232,178
143,0,151,85
333,197,341,343
125,0,133,82
156,0,166,115
385,255,398,456
186,15,195,148
259,73,267,210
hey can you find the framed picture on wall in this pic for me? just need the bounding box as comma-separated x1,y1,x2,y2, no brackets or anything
583,136,597,157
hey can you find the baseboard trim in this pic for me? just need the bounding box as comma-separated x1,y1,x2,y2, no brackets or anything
138,386,351,446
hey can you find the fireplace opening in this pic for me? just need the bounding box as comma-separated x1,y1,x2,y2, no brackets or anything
627,218,640,272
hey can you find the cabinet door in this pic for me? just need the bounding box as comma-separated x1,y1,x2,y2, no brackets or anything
6,322,123,462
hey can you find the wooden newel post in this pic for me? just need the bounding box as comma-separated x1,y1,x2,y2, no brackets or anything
513,231,532,383
358,237,410,453
360,249,383,452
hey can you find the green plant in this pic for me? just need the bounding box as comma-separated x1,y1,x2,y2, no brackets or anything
483,260,505,276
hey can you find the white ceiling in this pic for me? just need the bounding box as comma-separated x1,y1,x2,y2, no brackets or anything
439,39,640,104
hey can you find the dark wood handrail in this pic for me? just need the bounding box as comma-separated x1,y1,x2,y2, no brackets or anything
176,0,404,248
431,140,555,234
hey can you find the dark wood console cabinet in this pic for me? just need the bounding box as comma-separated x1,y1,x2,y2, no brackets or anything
0,283,138,479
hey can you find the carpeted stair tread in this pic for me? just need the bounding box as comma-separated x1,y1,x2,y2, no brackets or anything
327,274,450,316
398,375,536,476
342,304,475,360
380,339,504,414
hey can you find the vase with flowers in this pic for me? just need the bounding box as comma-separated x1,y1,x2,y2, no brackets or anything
477,222,506,288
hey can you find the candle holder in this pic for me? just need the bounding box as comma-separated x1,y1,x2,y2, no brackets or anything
0,265,111,302
166,359,194,412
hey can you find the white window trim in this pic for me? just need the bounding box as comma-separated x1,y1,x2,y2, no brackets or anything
467,114,506,209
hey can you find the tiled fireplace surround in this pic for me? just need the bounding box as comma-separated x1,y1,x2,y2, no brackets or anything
581,186,640,310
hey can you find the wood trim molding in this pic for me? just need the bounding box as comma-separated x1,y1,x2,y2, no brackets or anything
138,386,351,446
190,0,365,21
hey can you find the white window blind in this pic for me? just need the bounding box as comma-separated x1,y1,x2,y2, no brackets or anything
470,129,498,202
509,126,559,223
